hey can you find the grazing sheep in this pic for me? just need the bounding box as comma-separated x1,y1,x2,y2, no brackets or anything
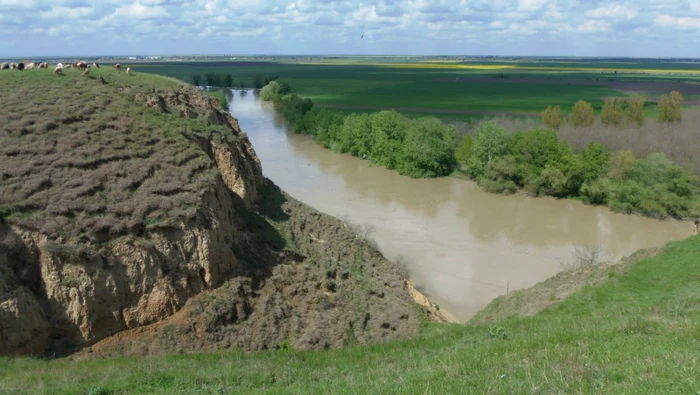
54,67,64,75
17,62,25,71
82,68,90,76
26,62,36,69
126,67,132,74
98,76,106,84
56,63,64,69
10,63,17,69
115,63,121,71
77,61,88,70
0,63,8,70
40,62,49,69
93,62,100,68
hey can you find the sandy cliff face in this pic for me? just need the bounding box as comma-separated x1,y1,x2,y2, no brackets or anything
0,84,430,357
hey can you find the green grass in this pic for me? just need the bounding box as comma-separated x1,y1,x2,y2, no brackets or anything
2,235,698,393
133,59,700,120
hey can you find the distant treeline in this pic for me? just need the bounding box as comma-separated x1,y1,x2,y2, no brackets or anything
191,73,281,89
264,82,698,219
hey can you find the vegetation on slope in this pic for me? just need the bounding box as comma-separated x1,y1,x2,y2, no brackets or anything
1,234,698,393
0,68,238,241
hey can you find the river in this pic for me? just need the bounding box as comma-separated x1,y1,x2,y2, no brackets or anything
227,89,691,322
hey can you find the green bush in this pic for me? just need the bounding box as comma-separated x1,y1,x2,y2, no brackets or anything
466,121,510,178
454,134,473,165
207,91,229,110
260,81,282,101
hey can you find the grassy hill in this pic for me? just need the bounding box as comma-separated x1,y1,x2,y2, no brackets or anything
1,233,698,393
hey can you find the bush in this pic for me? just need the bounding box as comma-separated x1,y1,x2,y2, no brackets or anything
541,105,563,129
466,122,510,178
608,150,636,180
625,96,646,126
260,81,282,101
396,117,456,178
570,100,594,127
658,91,683,123
455,134,473,165
561,245,607,270
601,97,624,127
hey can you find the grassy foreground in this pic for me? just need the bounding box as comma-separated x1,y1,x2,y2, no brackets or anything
2,235,698,393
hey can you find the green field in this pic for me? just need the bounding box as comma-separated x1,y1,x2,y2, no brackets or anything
1,235,698,393
130,59,700,120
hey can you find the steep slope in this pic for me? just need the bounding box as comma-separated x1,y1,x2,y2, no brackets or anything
0,68,429,356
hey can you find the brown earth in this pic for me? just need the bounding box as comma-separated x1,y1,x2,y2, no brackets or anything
0,70,429,357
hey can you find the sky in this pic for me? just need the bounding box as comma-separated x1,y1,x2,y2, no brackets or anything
1,0,699,58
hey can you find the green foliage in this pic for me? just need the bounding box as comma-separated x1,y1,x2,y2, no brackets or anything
223,73,233,88
487,325,507,340
570,100,595,127
541,105,563,129
454,134,473,165
207,91,229,110
466,121,510,178
608,150,636,180
626,96,646,126
273,95,455,178
260,81,282,101
658,91,683,123
253,74,278,89
191,74,202,86
601,97,624,126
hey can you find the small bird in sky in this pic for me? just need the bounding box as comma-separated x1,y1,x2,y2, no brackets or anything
361,34,364,39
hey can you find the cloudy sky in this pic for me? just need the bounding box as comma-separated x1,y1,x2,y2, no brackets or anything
1,0,699,57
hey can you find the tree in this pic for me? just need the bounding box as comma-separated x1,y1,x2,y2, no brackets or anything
601,97,624,127
608,150,636,180
205,72,221,87
625,96,646,126
658,90,683,123
466,121,510,178
570,100,594,127
260,81,282,101
223,73,233,88
455,134,474,165
541,105,563,129
191,74,202,86
396,117,456,178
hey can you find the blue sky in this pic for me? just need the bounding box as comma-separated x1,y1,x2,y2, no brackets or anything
1,0,699,57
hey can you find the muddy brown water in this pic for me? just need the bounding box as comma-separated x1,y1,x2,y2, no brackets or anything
228,89,692,322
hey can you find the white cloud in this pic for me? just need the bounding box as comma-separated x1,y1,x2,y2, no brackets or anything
586,4,638,20
578,19,612,33
41,6,93,19
655,14,700,29
115,2,169,19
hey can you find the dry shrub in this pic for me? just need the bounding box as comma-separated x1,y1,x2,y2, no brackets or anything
658,91,684,123
601,97,624,127
570,100,595,127
541,105,563,130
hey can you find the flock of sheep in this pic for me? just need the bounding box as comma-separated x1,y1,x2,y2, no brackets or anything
1,60,132,76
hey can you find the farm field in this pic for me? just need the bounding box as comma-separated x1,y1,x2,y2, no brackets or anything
131,58,700,120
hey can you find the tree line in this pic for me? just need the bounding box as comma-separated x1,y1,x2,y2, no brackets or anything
263,82,698,219
191,73,282,89
265,82,457,178
542,91,684,129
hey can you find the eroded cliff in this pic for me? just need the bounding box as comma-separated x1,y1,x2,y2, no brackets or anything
0,70,435,357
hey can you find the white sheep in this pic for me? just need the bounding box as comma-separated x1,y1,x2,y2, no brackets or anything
92,62,100,68
10,63,17,69
26,62,36,69
115,63,122,71
54,67,64,75
126,67,132,74
0,63,8,70
40,62,49,69
76,61,88,70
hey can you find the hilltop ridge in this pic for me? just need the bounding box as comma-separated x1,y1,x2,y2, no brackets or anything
0,68,443,356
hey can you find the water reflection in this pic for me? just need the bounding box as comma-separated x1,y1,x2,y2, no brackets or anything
229,89,692,321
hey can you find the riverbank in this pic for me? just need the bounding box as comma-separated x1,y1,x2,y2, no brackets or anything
230,89,691,321
3,234,698,393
